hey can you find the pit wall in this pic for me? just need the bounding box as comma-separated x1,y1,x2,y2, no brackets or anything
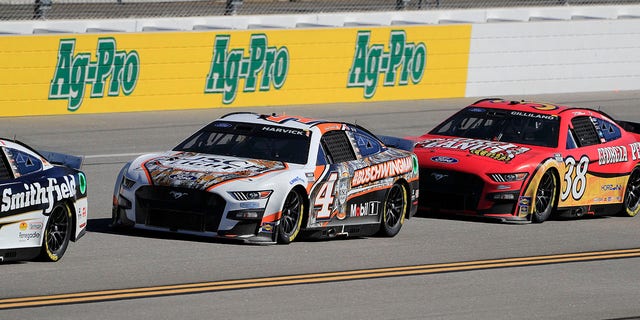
1,5,640,116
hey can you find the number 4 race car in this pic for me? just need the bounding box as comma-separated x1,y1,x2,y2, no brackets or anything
112,112,419,244
413,98,640,223
0,139,88,262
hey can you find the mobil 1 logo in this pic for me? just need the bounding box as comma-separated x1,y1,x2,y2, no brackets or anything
49,37,140,112
347,30,426,99
204,34,289,104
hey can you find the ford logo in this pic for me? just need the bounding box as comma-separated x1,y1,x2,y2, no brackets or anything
430,156,458,164
213,122,233,128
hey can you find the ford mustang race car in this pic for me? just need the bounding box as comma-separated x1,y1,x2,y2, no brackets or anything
413,98,640,223
0,139,88,262
112,112,419,244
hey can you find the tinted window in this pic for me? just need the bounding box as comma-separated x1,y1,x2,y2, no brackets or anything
5,148,42,176
592,117,622,142
431,108,560,147
353,132,383,157
174,121,311,164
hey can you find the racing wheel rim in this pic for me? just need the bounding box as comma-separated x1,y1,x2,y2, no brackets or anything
624,168,640,216
532,171,556,223
384,184,406,228
280,191,303,239
42,202,72,261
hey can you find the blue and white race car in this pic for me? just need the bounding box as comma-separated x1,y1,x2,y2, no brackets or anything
0,139,88,262
112,112,419,244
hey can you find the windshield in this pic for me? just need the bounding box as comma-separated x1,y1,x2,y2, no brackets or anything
429,107,560,148
174,121,311,164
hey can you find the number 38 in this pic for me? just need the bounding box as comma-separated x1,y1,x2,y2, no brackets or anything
560,155,589,201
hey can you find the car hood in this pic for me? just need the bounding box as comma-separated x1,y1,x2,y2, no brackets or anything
412,135,552,171
130,151,289,190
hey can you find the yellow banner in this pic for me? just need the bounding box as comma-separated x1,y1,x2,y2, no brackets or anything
0,26,471,116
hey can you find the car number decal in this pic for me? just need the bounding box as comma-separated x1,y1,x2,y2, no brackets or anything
560,155,589,201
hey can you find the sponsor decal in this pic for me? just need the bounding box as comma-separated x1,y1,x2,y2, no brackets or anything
519,205,529,215
169,172,198,182
260,223,274,233
351,156,413,187
601,184,622,191
519,196,531,206
29,221,43,230
19,221,28,231
417,138,530,163
430,156,458,164
597,146,628,165
49,38,140,112
468,108,486,113
239,202,260,209
204,34,289,104
78,172,87,195
1,175,77,214
18,231,41,242
630,142,640,160
347,30,426,99
350,200,381,217
289,176,305,185
214,122,233,128
145,154,286,189
510,111,557,120
529,103,559,111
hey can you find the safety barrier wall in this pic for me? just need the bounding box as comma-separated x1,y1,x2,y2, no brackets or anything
1,5,640,116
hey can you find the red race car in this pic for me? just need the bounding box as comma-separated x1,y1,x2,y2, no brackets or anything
412,98,640,223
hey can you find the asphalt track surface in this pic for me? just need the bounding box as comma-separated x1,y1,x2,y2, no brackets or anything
2,91,640,319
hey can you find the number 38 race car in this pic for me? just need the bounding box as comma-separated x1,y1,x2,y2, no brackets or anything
413,98,640,223
0,139,88,262
112,112,419,244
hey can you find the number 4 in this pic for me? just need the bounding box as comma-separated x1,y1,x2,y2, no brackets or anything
315,172,337,219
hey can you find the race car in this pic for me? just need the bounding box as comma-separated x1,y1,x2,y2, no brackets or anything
112,112,419,244
0,139,88,262
413,98,640,223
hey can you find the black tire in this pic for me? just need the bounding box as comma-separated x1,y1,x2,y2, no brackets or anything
277,190,304,244
39,202,72,262
531,171,557,223
621,167,640,217
378,183,407,237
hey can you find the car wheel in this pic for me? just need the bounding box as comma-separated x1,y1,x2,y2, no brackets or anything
531,171,557,223
39,202,72,262
621,167,640,217
277,190,304,244
378,183,407,237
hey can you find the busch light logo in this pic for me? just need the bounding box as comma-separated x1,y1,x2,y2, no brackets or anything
49,38,140,112
204,34,289,104
347,30,426,99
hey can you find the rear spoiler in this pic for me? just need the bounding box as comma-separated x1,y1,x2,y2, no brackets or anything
38,150,84,170
617,120,640,135
377,135,416,152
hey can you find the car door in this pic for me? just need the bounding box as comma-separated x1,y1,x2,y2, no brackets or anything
308,129,359,225
560,114,627,210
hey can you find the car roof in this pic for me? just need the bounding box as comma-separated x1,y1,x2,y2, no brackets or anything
214,112,338,130
470,98,575,115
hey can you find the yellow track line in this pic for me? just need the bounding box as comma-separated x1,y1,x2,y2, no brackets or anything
2,248,640,309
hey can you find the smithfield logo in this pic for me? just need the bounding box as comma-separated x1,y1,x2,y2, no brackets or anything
49,37,140,112
347,30,426,99
204,34,289,104
430,156,458,164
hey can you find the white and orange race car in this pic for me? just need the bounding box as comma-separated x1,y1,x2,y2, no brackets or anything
112,112,418,244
